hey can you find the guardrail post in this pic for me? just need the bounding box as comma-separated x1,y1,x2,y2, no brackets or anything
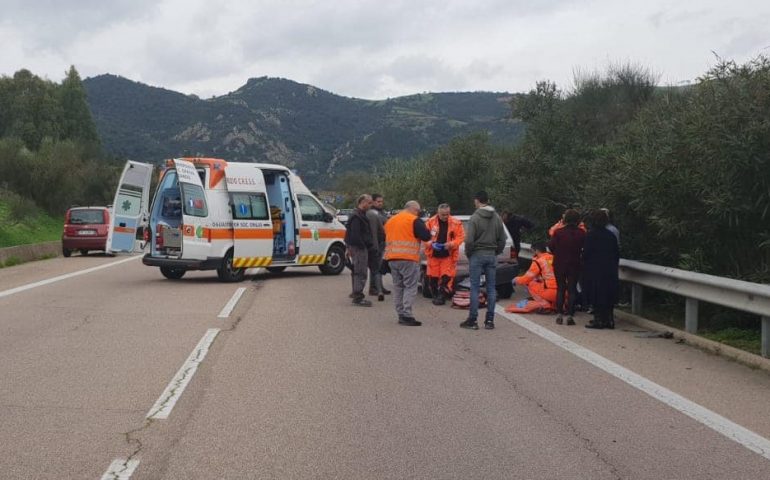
762,316,770,358
685,298,699,334
631,284,643,315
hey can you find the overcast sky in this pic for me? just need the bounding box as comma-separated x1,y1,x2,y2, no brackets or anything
2,0,769,99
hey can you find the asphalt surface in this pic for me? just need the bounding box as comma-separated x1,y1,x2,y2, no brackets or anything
1,255,770,479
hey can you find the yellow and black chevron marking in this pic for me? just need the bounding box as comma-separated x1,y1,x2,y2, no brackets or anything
297,254,326,265
233,256,273,268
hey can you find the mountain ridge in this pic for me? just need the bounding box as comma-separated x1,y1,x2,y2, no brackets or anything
83,74,523,187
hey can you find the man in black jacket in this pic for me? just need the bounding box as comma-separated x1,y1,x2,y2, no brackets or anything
345,194,375,306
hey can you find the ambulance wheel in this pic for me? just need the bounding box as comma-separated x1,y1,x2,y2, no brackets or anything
496,283,514,299
266,266,287,273
160,266,186,280
218,249,245,282
319,245,345,275
62,248,72,258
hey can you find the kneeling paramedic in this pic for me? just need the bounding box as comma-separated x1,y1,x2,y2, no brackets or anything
506,241,557,313
424,203,465,305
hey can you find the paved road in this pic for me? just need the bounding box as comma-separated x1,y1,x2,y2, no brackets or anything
1,255,770,479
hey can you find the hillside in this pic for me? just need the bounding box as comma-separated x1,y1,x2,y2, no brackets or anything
83,75,523,187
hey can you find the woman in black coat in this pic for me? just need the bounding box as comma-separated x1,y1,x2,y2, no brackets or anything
583,210,620,329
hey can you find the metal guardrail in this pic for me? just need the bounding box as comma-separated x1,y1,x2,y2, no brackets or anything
519,243,770,358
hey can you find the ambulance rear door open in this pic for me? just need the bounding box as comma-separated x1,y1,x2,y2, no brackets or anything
174,159,210,260
224,164,274,268
106,160,153,253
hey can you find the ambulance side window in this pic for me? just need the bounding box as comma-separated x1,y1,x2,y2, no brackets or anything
231,193,268,220
181,184,208,217
297,194,324,222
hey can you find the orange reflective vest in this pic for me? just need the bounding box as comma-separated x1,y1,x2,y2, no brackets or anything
515,252,557,289
424,214,465,262
384,210,421,262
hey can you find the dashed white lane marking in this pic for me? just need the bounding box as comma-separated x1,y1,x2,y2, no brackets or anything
218,287,246,318
0,255,141,300
100,458,140,479
496,307,770,462
147,328,220,420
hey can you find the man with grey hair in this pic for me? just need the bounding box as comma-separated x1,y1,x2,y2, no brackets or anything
344,194,375,306
384,200,432,325
424,203,465,305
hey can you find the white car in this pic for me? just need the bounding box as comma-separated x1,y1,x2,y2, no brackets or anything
336,208,355,225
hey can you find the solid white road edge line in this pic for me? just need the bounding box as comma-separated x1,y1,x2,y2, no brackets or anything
496,306,770,462
0,255,141,299
100,458,140,480
146,328,221,420
218,287,246,318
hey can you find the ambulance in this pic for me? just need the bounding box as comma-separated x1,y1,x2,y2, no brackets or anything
106,158,348,281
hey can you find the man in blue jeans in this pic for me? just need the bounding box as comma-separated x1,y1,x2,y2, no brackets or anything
460,191,508,330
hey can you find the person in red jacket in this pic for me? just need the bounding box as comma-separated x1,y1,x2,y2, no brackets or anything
506,242,557,313
424,203,465,305
548,209,586,325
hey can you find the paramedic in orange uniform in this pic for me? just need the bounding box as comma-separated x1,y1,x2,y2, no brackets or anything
506,241,558,313
424,203,465,305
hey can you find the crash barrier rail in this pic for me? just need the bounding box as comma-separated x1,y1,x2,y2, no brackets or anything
0,241,61,265
518,243,770,358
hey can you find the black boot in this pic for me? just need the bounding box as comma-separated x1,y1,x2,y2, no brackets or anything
428,277,438,299
432,291,445,305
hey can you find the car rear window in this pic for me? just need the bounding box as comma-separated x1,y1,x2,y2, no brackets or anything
68,209,105,224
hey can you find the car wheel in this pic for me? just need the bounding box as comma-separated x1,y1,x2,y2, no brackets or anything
160,266,186,280
266,266,287,273
319,244,345,275
496,282,514,299
62,248,72,258
80,249,89,256
217,249,245,282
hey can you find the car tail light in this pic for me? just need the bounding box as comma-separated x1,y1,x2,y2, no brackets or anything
156,224,164,249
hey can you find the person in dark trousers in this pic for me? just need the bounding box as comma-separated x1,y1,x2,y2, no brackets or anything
344,194,375,306
367,193,390,301
383,201,432,326
583,209,620,329
601,208,620,247
548,208,586,325
501,211,534,262
460,191,507,331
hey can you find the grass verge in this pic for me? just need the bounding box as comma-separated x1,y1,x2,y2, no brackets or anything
0,197,61,248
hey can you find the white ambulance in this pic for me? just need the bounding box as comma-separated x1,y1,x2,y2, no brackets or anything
106,157,347,281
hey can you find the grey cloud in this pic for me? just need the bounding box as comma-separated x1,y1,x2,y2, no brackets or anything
1,0,157,51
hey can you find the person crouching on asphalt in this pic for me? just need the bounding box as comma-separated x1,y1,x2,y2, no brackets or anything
345,194,375,307
506,242,557,313
424,203,465,305
460,191,507,331
384,200,432,326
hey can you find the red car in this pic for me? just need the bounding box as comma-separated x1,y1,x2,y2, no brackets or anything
62,206,111,257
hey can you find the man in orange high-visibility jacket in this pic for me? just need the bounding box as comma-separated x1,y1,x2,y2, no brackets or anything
384,200,432,326
506,242,558,313
424,203,465,305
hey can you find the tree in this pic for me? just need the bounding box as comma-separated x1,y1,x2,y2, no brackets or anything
58,66,100,146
